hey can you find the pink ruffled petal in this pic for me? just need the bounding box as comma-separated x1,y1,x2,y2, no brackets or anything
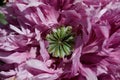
0,52,29,64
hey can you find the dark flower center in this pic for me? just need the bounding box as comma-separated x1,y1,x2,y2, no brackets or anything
0,0,8,6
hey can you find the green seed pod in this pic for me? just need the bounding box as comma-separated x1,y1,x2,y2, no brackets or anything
46,26,74,58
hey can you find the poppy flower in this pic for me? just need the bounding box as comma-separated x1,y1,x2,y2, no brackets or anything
0,0,120,80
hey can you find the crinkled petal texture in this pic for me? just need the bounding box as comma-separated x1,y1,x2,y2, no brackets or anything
15,59,62,80
0,0,120,80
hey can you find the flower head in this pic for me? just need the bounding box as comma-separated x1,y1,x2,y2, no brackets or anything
0,0,120,80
